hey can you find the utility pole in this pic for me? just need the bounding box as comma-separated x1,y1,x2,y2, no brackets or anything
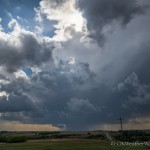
118,117,123,132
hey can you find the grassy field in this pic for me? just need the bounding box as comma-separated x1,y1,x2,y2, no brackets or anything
0,140,149,150
0,131,150,150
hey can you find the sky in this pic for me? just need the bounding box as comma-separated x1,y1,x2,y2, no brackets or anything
0,0,150,131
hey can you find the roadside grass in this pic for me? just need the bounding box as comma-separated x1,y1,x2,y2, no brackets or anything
0,140,149,150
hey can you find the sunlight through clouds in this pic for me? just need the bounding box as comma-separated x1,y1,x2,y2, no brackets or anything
39,0,85,41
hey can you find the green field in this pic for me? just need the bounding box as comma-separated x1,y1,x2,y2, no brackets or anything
0,140,149,150
0,131,150,150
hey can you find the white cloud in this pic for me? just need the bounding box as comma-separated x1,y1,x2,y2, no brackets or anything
8,18,21,31
0,91,8,97
68,57,76,65
0,79,10,85
14,70,28,79
0,18,54,73
35,26,44,34
39,0,85,41
17,16,28,23
34,7,43,23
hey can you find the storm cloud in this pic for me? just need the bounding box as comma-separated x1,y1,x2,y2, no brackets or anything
0,19,54,73
0,0,150,131
78,0,146,46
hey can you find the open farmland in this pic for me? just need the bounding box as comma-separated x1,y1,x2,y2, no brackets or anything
0,140,149,150
0,131,150,150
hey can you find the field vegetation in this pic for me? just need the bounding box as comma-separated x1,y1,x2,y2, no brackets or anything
0,130,150,150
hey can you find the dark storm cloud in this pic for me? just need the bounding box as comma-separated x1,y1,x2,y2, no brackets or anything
1,58,150,130
78,0,146,46
124,39,150,85
26,61,103,129
0,29,54,73
0,60,98,129
0,77,36,113
115,72,150,117
28,63,150,130
0,94,36,113
67,98,97,112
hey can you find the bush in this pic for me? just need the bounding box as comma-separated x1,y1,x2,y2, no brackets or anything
0,135,7,142
6,136,27,143
0,135,27,143
138,136,149,142
85,134,105,139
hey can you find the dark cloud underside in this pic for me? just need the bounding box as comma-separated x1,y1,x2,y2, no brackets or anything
78,0,145,46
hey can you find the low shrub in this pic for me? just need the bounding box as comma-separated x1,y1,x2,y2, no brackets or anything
0,135,27,143
0,135,7,142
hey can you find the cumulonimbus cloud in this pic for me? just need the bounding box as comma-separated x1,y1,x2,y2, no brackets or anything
0,19,54,73
78,0,146,46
